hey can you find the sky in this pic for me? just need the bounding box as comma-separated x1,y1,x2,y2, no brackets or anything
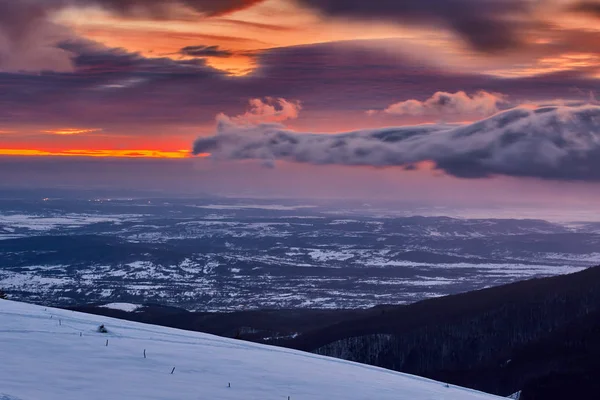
2,0,600,208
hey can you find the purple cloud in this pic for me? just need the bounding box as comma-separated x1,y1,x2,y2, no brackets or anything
295,0,532,52
0,40,597,128
569,1,600,17
82,0,264,17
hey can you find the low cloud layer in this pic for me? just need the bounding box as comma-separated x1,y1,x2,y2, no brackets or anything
380,91,507,118
193,104,600,182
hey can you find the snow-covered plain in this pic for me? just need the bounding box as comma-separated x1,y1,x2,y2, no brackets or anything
0,300,504,400
3,199,600,310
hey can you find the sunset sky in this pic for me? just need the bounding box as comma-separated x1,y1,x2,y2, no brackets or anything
2,0,600,206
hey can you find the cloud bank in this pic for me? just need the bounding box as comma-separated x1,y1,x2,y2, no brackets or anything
193,104,600,182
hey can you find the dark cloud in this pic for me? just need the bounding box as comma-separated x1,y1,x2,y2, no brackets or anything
295,0,532,52
569,1,600,17
0,40,598,127
193,105,600,182
0,40,227,125
180,45,233,58
75,0,264,17
62,41,216,74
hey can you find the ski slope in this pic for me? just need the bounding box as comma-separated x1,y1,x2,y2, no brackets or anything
0,300,504,400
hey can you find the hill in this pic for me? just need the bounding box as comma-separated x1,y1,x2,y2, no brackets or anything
288,265,600,399
0,299,503,400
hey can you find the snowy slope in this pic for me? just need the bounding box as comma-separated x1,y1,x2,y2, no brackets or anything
0,300,504,400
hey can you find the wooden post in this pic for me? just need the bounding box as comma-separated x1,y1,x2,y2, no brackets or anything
143,349,146,358
171,367,176,374
106,339,109,347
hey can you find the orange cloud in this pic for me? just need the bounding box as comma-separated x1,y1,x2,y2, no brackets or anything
41,128,103,135
54,3,421,76
489,52,600,78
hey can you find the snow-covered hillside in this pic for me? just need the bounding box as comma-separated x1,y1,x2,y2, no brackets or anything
0,300,504,400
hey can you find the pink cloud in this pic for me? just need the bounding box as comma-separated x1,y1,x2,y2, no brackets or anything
381,91,507,118
218,97,302,125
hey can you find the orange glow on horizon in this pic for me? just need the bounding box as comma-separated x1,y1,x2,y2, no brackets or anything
0,148,211,159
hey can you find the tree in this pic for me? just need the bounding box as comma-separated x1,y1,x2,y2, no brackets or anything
0,289,7,299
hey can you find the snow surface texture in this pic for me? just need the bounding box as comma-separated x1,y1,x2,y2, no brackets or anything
0,300,504,400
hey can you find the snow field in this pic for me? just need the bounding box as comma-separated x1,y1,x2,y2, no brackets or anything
0,300,504,400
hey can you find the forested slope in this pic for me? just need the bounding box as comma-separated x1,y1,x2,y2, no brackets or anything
289,266,600,398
